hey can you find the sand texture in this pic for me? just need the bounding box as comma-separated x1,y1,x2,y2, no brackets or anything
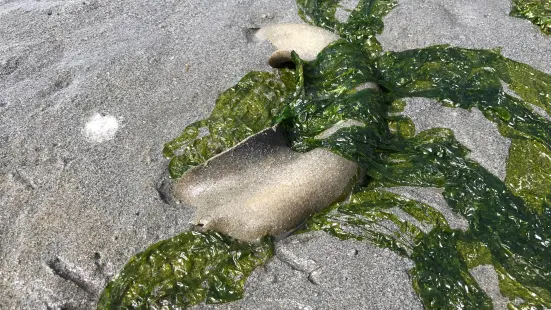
1,0,550,309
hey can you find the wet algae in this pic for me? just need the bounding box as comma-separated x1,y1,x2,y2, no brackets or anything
511,0,551,35
163,71,296,179
99,0,551,309
97,232,273,308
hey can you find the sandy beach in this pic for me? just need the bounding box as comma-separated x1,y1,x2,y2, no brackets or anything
1,0,550,309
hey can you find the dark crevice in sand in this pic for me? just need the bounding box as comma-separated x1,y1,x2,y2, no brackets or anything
155,186,171,204
243,27,261,43
306,267,323,285
0,56,23,77
46,257,96,297
155,172,174,205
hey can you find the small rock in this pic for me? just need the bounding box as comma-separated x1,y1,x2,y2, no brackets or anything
255,23,340,61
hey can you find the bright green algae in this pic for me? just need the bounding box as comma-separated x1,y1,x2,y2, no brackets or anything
99,0,551,309
297,0,396,55
506,139,551,214
511,0,551,35
163,70,296,179
98,231,273,308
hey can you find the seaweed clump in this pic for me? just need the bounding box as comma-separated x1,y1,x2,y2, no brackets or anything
511,0,551,35
98,232,273,308
99,0,551,309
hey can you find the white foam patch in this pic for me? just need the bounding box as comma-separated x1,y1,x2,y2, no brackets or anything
84,113,119,143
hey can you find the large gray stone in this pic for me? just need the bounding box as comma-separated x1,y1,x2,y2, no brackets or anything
175,127,359,242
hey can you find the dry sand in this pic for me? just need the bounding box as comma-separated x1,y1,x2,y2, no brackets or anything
1,0,550,309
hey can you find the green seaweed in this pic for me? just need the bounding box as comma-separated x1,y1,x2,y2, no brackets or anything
456,239,493,269
302,124,551,308
100,0,551,308
98,231,273,309
297,0,396,55
505,139,551,214
511,0,551,35
163,70,296,178
304,189,449,256
410,230,493,309
294,43,551,309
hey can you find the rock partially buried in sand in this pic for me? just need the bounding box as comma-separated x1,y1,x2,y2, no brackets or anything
174,127,360,242
255,23,340,61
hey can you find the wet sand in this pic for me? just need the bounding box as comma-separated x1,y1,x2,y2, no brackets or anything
1,0,550,308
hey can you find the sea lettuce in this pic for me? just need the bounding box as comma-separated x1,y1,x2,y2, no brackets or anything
98,232,273,309
511,0,551,35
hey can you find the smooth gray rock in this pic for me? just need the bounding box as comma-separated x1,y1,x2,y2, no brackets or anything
255,23,340,61
175,127,359,242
